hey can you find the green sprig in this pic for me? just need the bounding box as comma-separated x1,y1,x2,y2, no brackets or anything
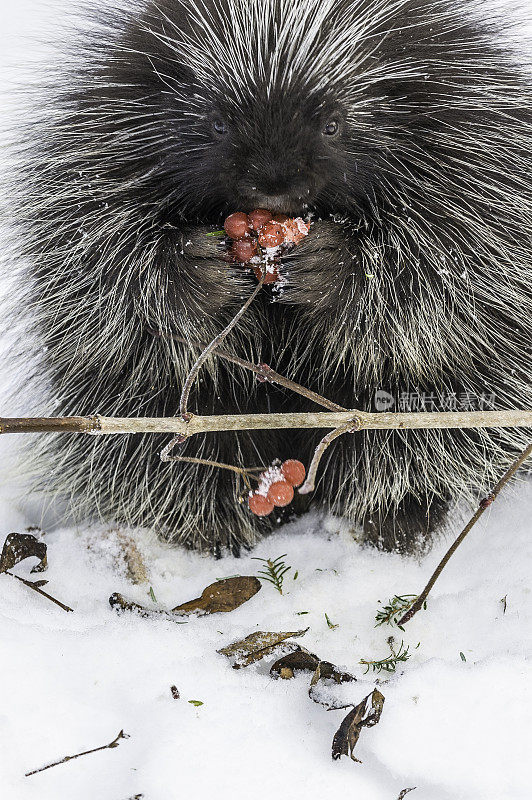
360,638,412,674
252,554,292,594
375,594,420,631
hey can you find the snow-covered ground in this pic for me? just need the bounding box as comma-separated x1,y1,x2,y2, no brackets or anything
0,491,531,800
1,3,531,800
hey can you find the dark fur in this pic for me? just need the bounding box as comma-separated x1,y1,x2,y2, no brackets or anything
10,0,531,554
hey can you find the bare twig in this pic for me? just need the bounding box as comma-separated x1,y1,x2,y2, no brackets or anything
25,729,129,776
159,275,266,462
148,328,345,412
2,409,530,438
160,454,265,489
398,441,532,626
0,417,100,434
6,571,73,613
299,421,361,494
179,275,265,420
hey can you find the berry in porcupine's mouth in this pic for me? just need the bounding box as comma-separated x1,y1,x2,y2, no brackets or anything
222,209,311,285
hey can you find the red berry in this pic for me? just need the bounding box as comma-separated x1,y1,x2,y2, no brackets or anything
267,480,294,507
231,238,257,263
258,221,285,248
282,218,310,245
271,213,289,224
253,264,279,284
224,212,251,240
281,459,306,487
248,493,274,517
248,208,272,231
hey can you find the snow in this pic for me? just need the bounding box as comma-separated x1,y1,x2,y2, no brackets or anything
0,3,531,800
0,488,530,800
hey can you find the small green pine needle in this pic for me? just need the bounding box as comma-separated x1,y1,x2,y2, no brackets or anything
325,612,339,629
148,586,157,603
252,554,292,594
360,638,411,674
375,594,419,630
188,700,204,707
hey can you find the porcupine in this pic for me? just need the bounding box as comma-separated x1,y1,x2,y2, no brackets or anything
5,0,531,555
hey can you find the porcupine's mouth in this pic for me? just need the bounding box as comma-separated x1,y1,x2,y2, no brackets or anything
254,196,303,215
236,189,310,218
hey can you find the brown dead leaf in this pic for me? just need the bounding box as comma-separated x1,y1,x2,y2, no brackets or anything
331,688,385,762
110,576,261,620
0,532,73,612
308,659,358,708
109,593,162,618
172,576,261,615
218,628,309,668
270,648,320,677
311,660,357,686
0,532,48,574
271,649,356,690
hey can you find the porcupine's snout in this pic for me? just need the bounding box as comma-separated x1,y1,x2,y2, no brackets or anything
237,171,316,216
235,142,321,215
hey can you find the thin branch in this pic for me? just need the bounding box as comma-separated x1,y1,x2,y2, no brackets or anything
162,455,264,473
159,275,266,462
160,454,265,489
6,571,73,613
148,328,345,412
299,422,360,494
398,441,532,626
2,409,531,438
25,730,129,777
179,275,265,420
0,416,100,434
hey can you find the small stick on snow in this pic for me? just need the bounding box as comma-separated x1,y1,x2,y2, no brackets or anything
25,729,129,777
6,571,73,613
398,441,532,626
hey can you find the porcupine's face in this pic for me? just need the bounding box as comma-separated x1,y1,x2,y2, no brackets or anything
202,91,350,217
140,70,358,221
131,0,378,221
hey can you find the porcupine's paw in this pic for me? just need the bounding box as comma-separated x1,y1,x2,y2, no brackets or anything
165,224,254,318
278,219,361,309
362,495,450,554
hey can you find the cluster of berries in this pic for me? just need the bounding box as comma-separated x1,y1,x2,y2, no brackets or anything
224,210,310,284
248,459,306,517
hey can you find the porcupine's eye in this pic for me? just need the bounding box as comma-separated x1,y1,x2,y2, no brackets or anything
323,120,339,137
213,119,228,136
